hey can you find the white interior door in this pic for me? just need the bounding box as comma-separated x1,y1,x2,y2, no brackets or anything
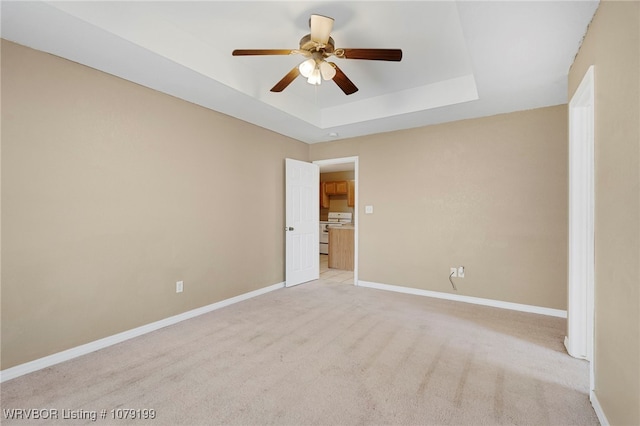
285,158,319,287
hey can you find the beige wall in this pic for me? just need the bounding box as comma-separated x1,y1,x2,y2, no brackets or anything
1,40,308,369
311,105,569,310
568,1,640,424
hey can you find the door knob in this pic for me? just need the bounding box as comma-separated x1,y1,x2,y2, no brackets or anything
285,226,294,231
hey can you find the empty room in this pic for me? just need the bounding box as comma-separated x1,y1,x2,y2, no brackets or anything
1,1,638,425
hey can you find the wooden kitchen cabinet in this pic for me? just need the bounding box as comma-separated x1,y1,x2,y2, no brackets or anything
324,181,336,195
328,227,354,271
320,182,330,208
321,180,351,208
335,181,348,194
324,180,348,195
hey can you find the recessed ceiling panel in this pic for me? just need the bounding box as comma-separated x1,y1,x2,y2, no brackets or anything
1,0,599,143
45,1,476,128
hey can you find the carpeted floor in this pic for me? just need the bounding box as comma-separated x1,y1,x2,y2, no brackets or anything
1,279,598,425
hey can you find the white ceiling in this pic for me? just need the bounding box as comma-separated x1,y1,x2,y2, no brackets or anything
1,1,599,144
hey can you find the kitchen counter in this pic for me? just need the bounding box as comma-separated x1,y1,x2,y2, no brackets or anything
328,227,354,271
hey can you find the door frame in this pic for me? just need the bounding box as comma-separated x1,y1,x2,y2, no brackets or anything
566,65,595,392
313,156,359,285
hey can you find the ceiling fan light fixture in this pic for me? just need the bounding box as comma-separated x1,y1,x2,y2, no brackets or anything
319,61,336,80
299,58,316,78
233,14,402,95
307,68,322,85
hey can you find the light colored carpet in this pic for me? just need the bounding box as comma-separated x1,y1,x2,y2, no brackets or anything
1,279,598,425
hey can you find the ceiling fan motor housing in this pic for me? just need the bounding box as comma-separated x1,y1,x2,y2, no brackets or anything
299,34,335,54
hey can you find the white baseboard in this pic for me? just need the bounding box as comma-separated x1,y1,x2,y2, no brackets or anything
357,280,567,318
0,282,285,383
590,390,609,426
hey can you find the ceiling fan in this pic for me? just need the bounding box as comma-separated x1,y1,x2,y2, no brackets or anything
232,14,402,95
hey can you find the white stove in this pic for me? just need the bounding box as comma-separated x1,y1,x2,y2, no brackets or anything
319,212,353,254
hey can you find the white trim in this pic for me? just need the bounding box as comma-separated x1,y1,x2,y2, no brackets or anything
358,280,567,318
0,282,284,383
567,65,595,359
564,335,588,360
312,156,359,167
566,65,595,387
590,390,610,426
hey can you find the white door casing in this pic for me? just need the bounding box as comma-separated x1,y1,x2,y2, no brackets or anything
285,158,319,287
566,65,595,385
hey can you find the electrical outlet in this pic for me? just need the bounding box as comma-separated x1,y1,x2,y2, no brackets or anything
176,280,184,293
458,266,465,278
450,267,457,278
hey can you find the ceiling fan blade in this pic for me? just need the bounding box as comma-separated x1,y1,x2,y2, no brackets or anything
310,14,334,45
270,67,301,92
340,48,403,61
329,63,358,95
232,49,294,56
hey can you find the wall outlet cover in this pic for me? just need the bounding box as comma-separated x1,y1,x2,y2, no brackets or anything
458,266,465,278
450,267,457,278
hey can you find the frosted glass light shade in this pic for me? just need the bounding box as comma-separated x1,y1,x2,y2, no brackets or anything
299,59,316,78
307,68,322,85
319,61,336,80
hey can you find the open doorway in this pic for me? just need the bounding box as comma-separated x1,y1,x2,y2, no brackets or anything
313,156,359,285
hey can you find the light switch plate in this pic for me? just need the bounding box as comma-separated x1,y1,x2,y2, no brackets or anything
365,205,374,214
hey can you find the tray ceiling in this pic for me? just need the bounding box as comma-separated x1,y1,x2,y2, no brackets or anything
1,1,599,143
